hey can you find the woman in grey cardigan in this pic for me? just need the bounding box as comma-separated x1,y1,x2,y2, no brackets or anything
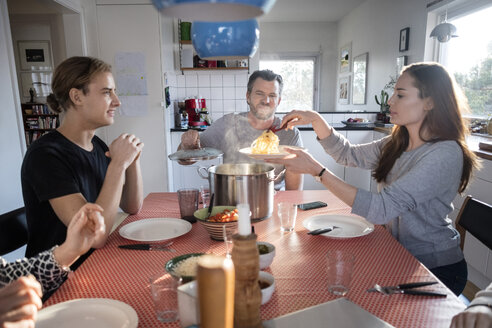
268,62,479,295
0,203,105,327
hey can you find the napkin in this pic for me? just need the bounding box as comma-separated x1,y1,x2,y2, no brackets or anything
263,298,395,328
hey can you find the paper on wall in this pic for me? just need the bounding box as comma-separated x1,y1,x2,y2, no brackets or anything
114,52,148,116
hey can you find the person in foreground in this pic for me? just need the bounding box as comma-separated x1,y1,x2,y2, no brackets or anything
179,69,303,190
450,283,492,327
21,56,144,260
268,62,479,295
0,203,105,328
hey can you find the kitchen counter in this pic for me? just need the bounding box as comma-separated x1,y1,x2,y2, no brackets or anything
171,123,376,132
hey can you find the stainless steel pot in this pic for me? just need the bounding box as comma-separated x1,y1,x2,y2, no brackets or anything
197,163,283,221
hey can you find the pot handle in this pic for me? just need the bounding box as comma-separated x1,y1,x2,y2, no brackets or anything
269,168,286,182
197,166,209,179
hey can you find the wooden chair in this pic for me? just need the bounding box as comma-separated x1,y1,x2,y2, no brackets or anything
455,196,492,251
0,207,28,256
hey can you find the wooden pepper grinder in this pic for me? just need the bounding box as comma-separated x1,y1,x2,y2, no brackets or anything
231,203,262,328
197,255,235,328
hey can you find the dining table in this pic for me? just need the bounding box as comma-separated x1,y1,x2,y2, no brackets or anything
44,190,466,327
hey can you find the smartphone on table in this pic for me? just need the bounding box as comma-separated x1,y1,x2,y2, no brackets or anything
297,201,327,211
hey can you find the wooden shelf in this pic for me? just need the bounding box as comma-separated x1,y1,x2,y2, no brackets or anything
25,114,58,117
180,40,192,45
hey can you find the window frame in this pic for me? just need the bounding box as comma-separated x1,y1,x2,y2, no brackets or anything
259,52,321,112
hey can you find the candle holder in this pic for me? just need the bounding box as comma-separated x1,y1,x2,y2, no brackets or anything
231,233,262,328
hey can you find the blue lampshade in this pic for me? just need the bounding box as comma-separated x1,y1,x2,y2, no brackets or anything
152,0,276,21
192,19,259,60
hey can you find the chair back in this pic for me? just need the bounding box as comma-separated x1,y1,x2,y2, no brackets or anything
456,196,492,251
0,207,27,256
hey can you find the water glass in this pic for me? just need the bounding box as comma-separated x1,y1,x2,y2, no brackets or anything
149,273,180,323
199,185,211,208
177,188,199,223
222,224,237,258
326,251,355,296
278,202,297,232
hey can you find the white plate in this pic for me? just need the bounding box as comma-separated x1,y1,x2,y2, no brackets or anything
341,120,372,127
239,145,304,160
303,214,374,238
37,298,138,328
119,218,192,242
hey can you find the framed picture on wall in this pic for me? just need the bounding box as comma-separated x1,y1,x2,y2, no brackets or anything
339,43,352,73
352,52,368,105
399,27,410,52
396,55,408,75
17,40,53,71
338,76,350,105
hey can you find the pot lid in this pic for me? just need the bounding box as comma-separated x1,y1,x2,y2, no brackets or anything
168,147,223,161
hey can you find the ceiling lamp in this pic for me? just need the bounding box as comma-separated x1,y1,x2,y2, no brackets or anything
152,0,276,21
430,11,458,43
191,19,260,59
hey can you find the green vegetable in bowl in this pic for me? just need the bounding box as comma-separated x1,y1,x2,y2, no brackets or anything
258,244,270,255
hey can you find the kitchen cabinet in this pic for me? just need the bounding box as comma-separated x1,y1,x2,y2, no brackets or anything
300,130,373,190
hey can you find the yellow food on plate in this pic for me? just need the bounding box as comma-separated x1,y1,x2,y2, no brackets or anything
250,130,280,154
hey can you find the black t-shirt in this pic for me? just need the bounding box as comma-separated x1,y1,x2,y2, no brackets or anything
21,130,110,258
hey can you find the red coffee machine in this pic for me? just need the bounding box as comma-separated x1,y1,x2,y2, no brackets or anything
184,98,209,127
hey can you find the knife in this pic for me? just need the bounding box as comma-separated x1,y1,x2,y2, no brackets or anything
308,227,335,235
207,193,215,218
118,243,176,252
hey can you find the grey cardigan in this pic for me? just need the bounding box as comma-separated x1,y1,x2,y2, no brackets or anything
318,129,464,269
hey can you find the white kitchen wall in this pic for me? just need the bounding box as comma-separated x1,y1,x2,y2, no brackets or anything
335,0,430,112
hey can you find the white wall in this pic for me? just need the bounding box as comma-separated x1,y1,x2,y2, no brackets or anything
259,21,338,112
336,0,430,112
0,0,25,213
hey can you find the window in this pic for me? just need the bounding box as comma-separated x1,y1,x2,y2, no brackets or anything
439,4,492,118
260,54,319,112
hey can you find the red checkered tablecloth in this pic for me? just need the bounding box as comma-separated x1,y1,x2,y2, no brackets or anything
45,191,465,327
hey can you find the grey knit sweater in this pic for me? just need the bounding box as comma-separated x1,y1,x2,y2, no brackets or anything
318,129,464,269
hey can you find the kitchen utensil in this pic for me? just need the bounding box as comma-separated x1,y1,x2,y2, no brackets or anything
307,226,340,235
269,122,286,133
207,193,214,218
368,281,446,297
197,163,283,221
118,242,176,252
168,147,223,162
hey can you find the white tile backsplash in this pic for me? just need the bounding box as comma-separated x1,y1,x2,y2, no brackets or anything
210,88,223,100
210,75,223,87
198,87,211,99
185,75,198,88
177,75,185,88
198,75,210,87
235,87,246,99
185,87,198,98
223,75,235,86
235,74,248,87
177,88,186,100
223,100,235,112
223,87,236,100
211,99,223,112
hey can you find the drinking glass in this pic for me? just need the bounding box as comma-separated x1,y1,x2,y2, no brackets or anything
222,224,237,258
177,188,199,223
278,202,297,232
199,185,210,208
326,251,355,296
149,273,181,323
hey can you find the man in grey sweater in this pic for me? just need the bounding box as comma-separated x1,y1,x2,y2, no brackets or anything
180,70,303,190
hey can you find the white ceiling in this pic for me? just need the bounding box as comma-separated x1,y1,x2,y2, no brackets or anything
259,0,366,22
8,0,367,23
